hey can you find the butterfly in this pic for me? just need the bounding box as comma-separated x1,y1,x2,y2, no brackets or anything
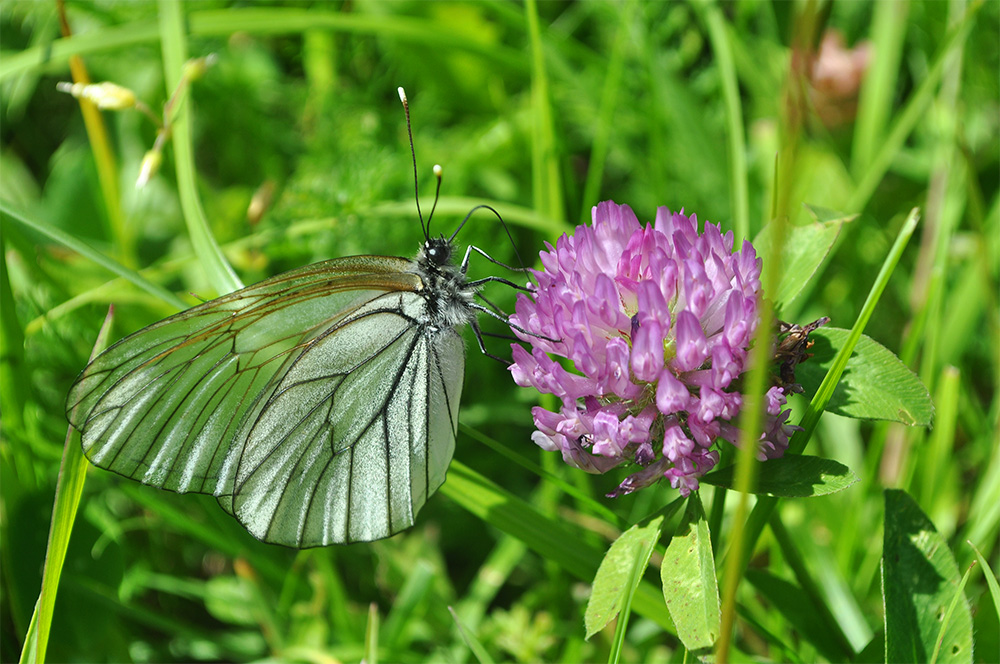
66,88,515,548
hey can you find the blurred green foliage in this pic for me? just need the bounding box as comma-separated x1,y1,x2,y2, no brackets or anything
1,1,997,662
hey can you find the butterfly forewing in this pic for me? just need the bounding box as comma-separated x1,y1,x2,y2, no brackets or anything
67,255,471,544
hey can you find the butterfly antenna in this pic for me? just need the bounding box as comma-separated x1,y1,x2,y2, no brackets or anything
427,164,443,237
398,86,428,239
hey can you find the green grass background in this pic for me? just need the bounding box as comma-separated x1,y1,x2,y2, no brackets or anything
1,1,997,662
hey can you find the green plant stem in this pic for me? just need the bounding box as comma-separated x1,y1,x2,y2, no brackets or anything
715,283,773,664
769,513,854,659
56,0,133,268
580,0,633,213
363,603,379,664
794,210,920,455
0,10,526,83
0,235,26,457
846,1,981,212
716,126,790,662
851,0,909,177
440,460,674,632
460,424,625,528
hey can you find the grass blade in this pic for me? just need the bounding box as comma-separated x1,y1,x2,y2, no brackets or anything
20,308,115,664
157,0,243,295
0,199,186,310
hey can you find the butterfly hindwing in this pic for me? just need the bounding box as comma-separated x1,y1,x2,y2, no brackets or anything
224,292,465,546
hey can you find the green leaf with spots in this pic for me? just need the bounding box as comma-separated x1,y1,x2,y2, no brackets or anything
883,490,973,664
796,327,933,426
661,494,720,652
584,517,663,639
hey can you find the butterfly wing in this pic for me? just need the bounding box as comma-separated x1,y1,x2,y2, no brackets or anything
68,255,464,545
219,291,464,546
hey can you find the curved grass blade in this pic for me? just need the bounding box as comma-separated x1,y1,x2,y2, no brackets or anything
20,308,114,664
441,460,673,632
158,0,242,295
449,606,496,664
0,199,186,310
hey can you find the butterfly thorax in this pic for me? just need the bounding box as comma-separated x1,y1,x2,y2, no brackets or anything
414,237,477,330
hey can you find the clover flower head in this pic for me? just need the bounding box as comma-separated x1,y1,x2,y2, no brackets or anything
510,201,799,497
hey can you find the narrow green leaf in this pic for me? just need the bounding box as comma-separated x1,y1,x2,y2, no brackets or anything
449,606,496,664
753,209,850,310
851,0,908,176
792,208,920,453
920,367,961,506
524,0,564,224
796,327,934,426
459,424,624,529
446,536,526,664
882,489,973,664
158,0,243,296
204,577,257,627
967,541,1000,635
847,2,981,211
768,514,860,657
931,562,977,664
0,231,27,451
382,561,435,648
579,1,633,215
119,486,286,585
584,516,663,639
696,0,749,241
661,494,720,652
734,209,920,594
20,308,115,664
0,10,527,85
856,632,886,664
700,455,858,497
0,199,187,310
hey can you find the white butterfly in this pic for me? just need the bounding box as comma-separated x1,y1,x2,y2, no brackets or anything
67,89,514,547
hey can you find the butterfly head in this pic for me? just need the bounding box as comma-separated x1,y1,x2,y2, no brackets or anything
422,236,454,269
